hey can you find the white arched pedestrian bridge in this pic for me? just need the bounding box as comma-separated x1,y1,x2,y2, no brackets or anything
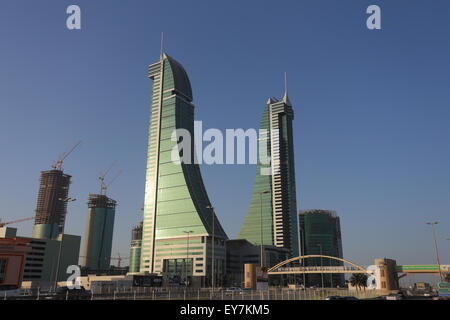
267,255,373,275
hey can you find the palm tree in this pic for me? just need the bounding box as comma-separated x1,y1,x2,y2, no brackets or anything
444,274,450,283
349,273,368,291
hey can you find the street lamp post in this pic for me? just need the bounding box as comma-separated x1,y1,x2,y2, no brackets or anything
318,244,324,289
163,243,173,276
426,222,443,281
259,191,270,268
301,232,306,288
53,197,76,290
206,205,215,290
183,230,193,287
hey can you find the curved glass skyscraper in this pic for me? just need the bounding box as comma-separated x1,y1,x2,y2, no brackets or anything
239,91,299,258
140,53,227,286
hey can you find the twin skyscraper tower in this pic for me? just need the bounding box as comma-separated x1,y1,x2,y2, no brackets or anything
138,53,299,286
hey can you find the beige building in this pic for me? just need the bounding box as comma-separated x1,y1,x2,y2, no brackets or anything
374,258,399,291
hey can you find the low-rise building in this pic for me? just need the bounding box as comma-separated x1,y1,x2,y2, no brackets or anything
1,227,80,288
225,239,289,287
0,236,32,289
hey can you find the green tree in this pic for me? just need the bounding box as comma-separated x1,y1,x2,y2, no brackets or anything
349,273,368,291
444,274,450,283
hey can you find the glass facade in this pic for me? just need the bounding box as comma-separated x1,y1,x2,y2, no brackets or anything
299,209,345,287
239,96,299,258
129,222,143,273
140,54,227,284
81,194,116,271
163,258,192,276
129,243,142,274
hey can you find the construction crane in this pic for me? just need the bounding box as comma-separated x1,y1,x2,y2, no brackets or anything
51,140,81,170
98,161,116,195
80,254,129,268
0,216,35,228
100,168,123,196
109,254,129,268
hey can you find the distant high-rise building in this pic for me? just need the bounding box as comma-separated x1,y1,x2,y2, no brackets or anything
81,194,117,271
299,209,345,287
140,53,227,286
129,221,142,274
239,88,299,258
33,170,71,240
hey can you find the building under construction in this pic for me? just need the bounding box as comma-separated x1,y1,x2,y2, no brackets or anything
81,194,117,271
32,141,80,240
32,170,71,240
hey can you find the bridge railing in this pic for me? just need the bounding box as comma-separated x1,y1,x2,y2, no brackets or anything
270,266,367,273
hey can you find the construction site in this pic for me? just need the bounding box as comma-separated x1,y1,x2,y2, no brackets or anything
0,141,126,290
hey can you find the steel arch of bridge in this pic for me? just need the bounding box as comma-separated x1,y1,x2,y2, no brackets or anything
267,255,369,274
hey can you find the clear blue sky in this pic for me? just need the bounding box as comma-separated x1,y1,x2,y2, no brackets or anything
1,1,449,277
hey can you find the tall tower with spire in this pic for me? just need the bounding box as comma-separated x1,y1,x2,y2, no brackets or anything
140,52,227,286
239,75,299,258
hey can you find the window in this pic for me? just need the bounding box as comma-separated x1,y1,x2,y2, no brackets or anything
0,259,7,283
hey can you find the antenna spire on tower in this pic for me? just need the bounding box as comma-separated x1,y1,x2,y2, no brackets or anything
285,72,287,92
282,72,291,106
160,32,164,58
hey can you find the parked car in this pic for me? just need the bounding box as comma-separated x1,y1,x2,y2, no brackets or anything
0,285,33,299
52,286,90,300
326,296,358,300
385,293,403,300
432,296,449,300
0,288,22,298
225,287,243,295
